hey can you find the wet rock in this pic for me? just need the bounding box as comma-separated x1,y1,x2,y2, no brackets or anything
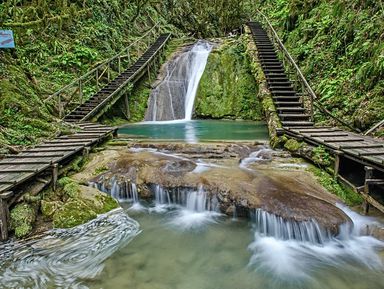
85,144,351,234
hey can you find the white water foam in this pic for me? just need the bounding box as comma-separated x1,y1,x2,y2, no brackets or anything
248,207,384,281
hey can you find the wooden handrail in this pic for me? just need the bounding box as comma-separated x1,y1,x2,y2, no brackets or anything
255,10,360,133
44,22,161,105
364,119,384,135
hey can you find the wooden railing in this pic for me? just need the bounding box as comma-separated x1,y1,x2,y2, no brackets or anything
254,10,360,133
44,22,162,118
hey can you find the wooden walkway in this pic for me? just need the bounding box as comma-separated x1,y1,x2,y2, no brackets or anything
248,21,384,214
284,126,384,170
0,123,116,194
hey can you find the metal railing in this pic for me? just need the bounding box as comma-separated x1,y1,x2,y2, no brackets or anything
44,22,162,118
254,10,360,133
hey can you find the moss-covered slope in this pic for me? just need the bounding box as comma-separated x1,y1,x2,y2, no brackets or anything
194,36,262,120
0,0,177,152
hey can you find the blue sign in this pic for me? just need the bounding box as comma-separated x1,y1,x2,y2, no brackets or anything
0,30,15,48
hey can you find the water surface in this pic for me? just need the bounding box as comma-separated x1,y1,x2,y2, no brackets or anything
118,120,269,142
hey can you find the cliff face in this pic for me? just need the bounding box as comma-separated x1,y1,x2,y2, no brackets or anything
194,36,263,121
254,0,384,133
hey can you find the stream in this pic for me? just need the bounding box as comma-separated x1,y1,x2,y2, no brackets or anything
0,39,383,289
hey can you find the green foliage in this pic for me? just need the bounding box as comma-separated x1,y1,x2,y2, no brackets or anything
312,145,332,167
308,166,363,206
254,0,384,130
163,0,248,37
10,203,36,238
195,36,262,120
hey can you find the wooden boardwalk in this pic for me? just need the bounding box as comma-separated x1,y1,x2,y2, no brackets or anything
248,21,384,214
284,126,384,170
0,123,116,194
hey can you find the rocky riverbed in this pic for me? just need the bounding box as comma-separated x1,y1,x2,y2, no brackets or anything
74,141,352,235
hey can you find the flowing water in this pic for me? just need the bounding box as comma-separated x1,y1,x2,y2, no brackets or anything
1,182,384,288
145,40,212,121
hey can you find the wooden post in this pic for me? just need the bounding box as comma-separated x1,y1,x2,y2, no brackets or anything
83,146,90,158
363,166,374,215
96,69,99,89
58,94,63,118
79,79,83,105
118,56,121,74
107,62,111,82
0,191,13,241
124,93,130,120
147,62,151,83
52,163,59,191
334,150,343,179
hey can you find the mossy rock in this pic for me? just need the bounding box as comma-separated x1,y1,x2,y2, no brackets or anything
10,203,37,238
52,184,119,229
284,139,302,152
41,200,63,218
53,199,98,229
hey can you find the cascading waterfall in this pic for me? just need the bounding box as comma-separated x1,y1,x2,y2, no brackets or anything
91,178,139,203
145,40,212,121
153,184,219,212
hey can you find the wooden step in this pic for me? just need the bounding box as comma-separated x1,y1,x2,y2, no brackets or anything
279,113,311,119
274,101,303,107
282,121,314,126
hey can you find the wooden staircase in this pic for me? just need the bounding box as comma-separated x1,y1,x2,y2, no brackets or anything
248,22,314,128
64,33,171,123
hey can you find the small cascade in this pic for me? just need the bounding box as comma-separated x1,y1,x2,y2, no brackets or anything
92,177,139,203
145,40,213,121
152,184,219,212
250,209,330,244
240,147,272,169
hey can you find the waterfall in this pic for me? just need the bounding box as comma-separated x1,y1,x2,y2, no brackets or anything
250,209,330,244
145,40,212,121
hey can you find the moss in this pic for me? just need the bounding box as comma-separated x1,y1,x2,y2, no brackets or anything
41,200,62,218
195,36,262,120
95,194,119,214
10,203,36,238
58,177,73,187
53,199,97,229
284,138,302,152
93,165,109,176
307,165,363,206
63,182,80,199
312,145,332,167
